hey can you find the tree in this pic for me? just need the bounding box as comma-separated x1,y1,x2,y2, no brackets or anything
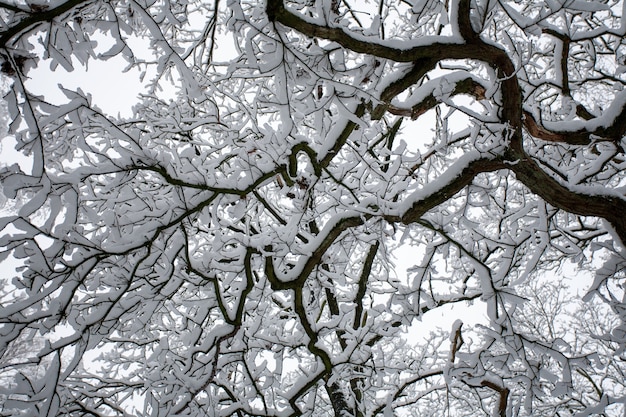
1,0,626,415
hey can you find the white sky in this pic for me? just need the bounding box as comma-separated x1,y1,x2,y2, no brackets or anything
26,54,148,117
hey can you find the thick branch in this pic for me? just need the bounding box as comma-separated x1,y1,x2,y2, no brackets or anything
523,111,592,145
0,1,27,13
386,77,487,120
353,241,379,330
481,380,510,417
266,0,514,68
401,157,507,223
457,0,480,42
511,158,626,245
267,156,506,289
266,0,522,144
0,0,92,47
523,106,626,145
326,382,355,417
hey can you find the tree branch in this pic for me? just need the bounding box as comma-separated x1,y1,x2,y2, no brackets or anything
511,158,626,245
0,0,93,47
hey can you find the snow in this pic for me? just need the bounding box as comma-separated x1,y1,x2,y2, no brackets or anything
3,1,626,416
541,90,626,133
397,150,483,216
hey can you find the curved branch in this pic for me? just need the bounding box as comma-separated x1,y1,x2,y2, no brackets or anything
266,0,512,67
0,0,92,47
400,156,507,224
267,155,507,288
522,102,626,145
266,0,523,145
481,380,510,417
386,76,488,120
511,158,626,244
523,111,592,145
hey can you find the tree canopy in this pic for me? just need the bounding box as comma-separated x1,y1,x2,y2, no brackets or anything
1,0,626,416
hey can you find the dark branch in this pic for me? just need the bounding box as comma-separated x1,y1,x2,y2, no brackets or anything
0,0,92,47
